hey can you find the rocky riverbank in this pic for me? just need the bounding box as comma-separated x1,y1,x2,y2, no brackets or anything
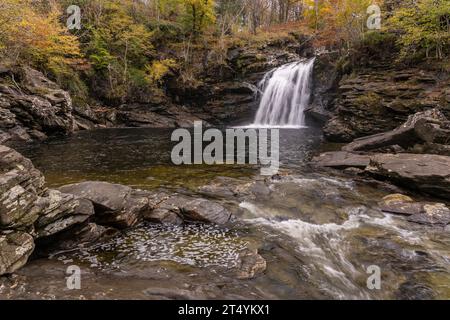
312,109,450,225
0,144,269,277
0,34,311,146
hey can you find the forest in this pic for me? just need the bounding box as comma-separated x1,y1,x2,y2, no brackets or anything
0,0,448,105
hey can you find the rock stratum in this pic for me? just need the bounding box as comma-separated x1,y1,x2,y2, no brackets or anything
312,109,450,200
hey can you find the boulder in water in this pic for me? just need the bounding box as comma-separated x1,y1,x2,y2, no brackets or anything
379,194,450,226
58,181,149,228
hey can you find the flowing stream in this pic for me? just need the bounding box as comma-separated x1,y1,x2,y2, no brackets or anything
3,61,450,300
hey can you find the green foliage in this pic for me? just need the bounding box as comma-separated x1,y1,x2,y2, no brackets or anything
389,0,450,60
180,0,216,35
80,0,155,100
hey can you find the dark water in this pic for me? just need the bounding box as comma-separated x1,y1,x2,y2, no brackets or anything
16,127,324,189
7,127,450,300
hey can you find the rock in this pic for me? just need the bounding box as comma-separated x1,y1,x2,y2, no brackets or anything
367,153,450,199
181,198,233,224
35,222,118,254
235,249,267,280
142,191,184,225
379,194,450,226
407,203,450,226
313,151,450,199
323,69,449,143
379,194,422,216
36,214,91,239
306,53,340,124
342,109,450,152
0,145,45,228
142,192,233,225
34,191,96,239
382,193,414,204
312,151,371,169
0,232,34,275
58,181,149,228
0,66,75,144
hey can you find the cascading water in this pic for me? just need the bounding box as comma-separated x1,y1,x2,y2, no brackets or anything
253,58,315,128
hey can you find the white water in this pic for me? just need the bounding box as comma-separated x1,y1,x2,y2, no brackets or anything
253,58,315,128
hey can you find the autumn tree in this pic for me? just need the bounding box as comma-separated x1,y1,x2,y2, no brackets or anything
0,0,81,77
389,0,449,60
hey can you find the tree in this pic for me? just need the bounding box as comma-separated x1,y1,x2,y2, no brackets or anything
181,0,216,36
0,0,81,80
389,0,450,60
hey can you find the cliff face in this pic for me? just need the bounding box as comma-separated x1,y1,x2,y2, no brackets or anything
0,66,76,145
310,31,450,142
165,33,311,125
323,67,450,142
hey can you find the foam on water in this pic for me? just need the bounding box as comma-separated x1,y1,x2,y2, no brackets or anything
53,223,249,269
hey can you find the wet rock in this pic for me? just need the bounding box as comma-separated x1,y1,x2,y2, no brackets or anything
181,198,233,225
36,191,80,228
367,153,450,199
34,191,96,239
313,150,450,199
379,194,450,226
235,249,267,280
312,151,371,169
59,181,149,229
343,109,450,152
144,193,233,225
407,203,450,226
306,53,340,124
379,194,420,216
142,191,183,225
36,222,118,254
0,232,34,275
36,214,91,239
197,176,254,199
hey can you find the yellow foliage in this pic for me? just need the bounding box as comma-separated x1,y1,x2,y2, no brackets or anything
145,59,178,85
0,0,81,73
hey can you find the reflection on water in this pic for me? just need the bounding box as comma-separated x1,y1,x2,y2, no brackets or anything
17,127,323,190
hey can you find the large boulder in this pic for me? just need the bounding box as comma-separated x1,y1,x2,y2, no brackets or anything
367,153,450,199
312,151,450,200
0,231,34,275
58,181,149,229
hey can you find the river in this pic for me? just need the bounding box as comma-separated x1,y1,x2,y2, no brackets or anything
5,126,449,300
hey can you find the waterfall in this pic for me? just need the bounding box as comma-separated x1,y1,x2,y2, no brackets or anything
253,58,315,128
